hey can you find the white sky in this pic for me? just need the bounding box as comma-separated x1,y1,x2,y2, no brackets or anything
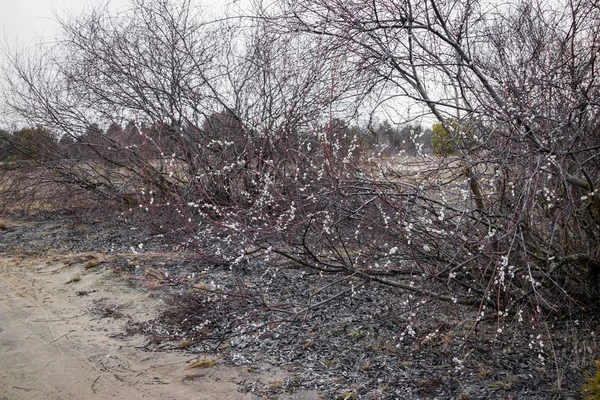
0,0,236,130
1,0,123,49
0,1,129,130
0,0,410,129
1,0,231,50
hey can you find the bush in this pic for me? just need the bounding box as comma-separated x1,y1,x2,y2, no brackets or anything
10,127,59,162
431,121,458,157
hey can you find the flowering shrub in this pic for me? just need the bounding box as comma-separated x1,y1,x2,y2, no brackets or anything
1,0,599,325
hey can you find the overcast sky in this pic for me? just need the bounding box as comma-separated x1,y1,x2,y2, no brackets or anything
0,0,235,130
0,1,110,129
1,0,120,49
1,0,231,50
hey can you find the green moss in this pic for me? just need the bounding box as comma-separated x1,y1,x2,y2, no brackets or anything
582,358,600,400
337,390,358,400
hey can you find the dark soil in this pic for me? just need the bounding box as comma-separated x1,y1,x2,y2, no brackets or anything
0,210,597,399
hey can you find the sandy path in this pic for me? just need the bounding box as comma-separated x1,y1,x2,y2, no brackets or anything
0,252,315,400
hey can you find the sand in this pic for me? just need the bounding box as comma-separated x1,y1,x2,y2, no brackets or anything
0,249,316,399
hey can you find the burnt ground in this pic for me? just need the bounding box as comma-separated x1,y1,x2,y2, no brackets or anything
0,209,598,399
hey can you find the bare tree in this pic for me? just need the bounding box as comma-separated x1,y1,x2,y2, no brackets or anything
2,0,599,321
247,0,600,315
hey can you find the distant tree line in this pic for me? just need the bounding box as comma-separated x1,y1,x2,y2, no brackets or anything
0,118,439,164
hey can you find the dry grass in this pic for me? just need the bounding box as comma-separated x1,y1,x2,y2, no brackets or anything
0,166,98,213
184,359,215,370
84,258,102,269
64,274,82,284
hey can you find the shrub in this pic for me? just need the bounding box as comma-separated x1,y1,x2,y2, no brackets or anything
10,127,59,162
431,121,458,157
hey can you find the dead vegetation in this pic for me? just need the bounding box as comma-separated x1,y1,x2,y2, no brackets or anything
0,207,598,398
